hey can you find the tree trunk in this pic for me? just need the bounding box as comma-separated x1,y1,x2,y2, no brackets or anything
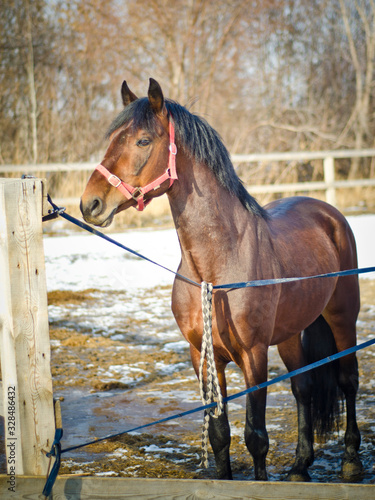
25,0,38,164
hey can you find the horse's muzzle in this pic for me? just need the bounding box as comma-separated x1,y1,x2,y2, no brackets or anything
80,196,113,227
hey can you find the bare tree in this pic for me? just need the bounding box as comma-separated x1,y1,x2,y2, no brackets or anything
338,0,375,176
25,0,38,163
0,0,374,182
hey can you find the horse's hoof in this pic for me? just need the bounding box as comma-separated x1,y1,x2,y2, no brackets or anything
217,472,233,480
341,457,363,480
286,470,311,482
254,469,268,481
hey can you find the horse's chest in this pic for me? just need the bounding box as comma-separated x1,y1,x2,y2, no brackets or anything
172,285,269,360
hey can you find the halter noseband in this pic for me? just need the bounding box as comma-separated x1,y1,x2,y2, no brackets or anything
95,116,177,211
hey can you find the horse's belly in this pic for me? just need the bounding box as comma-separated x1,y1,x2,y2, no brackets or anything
271,279,337,344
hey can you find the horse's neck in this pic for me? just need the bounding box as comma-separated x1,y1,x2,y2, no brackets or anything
167,158,263,282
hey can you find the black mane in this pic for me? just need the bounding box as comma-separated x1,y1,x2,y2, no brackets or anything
107,98,266,217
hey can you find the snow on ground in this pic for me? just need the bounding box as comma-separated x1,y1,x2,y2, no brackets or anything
346,214,375,278
43,214,375,483
44,228,180,291
43,214,375,291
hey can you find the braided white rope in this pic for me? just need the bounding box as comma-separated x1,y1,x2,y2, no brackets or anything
199,281,224,468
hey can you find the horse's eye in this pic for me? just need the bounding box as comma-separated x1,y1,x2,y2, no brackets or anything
137,138,151,147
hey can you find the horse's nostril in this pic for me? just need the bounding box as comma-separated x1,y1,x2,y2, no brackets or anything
90,197,103,217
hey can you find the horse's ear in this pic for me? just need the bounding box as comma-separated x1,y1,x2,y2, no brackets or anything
148,78,167,116
121,81,138,107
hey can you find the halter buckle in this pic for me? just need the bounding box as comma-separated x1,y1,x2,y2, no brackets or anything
131,187,144,200
108,174,122,188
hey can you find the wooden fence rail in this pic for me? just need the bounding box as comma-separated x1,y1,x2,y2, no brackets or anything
0,476,373,500
232,148,375,206
0,149,375,207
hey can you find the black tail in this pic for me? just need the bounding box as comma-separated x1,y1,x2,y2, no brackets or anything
302,315,343,437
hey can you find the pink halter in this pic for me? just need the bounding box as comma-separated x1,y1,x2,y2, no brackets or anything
95,116,177,211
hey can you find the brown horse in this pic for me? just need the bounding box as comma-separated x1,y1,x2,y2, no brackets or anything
80,79,362,481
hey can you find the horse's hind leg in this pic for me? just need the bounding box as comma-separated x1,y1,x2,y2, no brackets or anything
324,276,362,479
323,322,362,478
338,352,362,478
278,335,314,481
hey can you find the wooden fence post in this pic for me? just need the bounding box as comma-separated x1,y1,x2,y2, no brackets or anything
323,156,336,206
0,178,55,476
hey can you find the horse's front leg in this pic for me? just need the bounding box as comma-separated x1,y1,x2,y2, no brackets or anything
244,392,269,480
242,345,269,480
190,345,232,479
208,403,232,479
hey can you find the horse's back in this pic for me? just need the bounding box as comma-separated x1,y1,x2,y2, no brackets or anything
264,196,358,269
265,195,348,229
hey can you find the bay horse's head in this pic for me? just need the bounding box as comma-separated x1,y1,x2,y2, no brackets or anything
80,78,177,227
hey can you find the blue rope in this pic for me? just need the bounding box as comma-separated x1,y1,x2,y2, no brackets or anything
42,197,375,495
47,196,200,288
59,336,375,455
46,196,375,290
42,335,374,499
214,266,375,289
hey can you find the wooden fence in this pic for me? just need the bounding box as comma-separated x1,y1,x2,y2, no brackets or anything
1,149,375,207
0,178,55,476
0,476,373,499
0,177,374,497
232,148,375,206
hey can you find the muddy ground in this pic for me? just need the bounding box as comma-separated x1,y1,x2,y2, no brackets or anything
1,281,374,483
